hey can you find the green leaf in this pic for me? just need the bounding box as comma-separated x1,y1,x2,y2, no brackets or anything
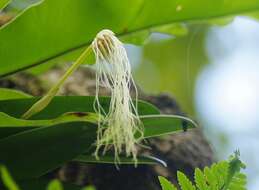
0,0,10,10
0,111,97,127
75,154,166,166
0,88,31,100
0,96,160,119
0,111,98,139
158,176,177,190
0,165,21,190
0,112,195,141
177,171,196,190
164,152,247,190
47,179,63,190
228,173,247,190
194,168,209,190
81,186,95,190
140,115,197,139
209,162,229,189
204,166,217,189
225,151,247,190
0,121,97,180
0,113,195,180
1,0,259,76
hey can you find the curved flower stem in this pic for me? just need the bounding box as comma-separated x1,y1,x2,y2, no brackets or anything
22,45,92,119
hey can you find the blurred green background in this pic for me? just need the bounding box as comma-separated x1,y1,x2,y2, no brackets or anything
128,17,259,190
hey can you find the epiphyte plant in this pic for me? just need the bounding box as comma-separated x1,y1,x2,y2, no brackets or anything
92,30,143,163
22,29,144,163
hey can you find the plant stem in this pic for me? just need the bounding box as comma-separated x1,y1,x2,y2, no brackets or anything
22,45,92,119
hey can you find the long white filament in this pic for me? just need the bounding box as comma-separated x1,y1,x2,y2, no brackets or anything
92,29,143,164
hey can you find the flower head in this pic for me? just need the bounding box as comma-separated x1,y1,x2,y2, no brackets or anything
92,29,143,164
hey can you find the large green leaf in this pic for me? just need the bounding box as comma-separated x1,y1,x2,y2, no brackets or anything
0,88,31,100
0,0,10,10
1,0,259,76
0,114,195,179
0,111,97,127
0,121,97,180
0,111,195,140
0,112,169,173
0,111,97,139
0,96,160,119
141,115,196,138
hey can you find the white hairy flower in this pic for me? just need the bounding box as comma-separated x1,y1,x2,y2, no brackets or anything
92,29,143,164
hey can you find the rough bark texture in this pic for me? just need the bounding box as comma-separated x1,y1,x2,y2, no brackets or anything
0,66,214,190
